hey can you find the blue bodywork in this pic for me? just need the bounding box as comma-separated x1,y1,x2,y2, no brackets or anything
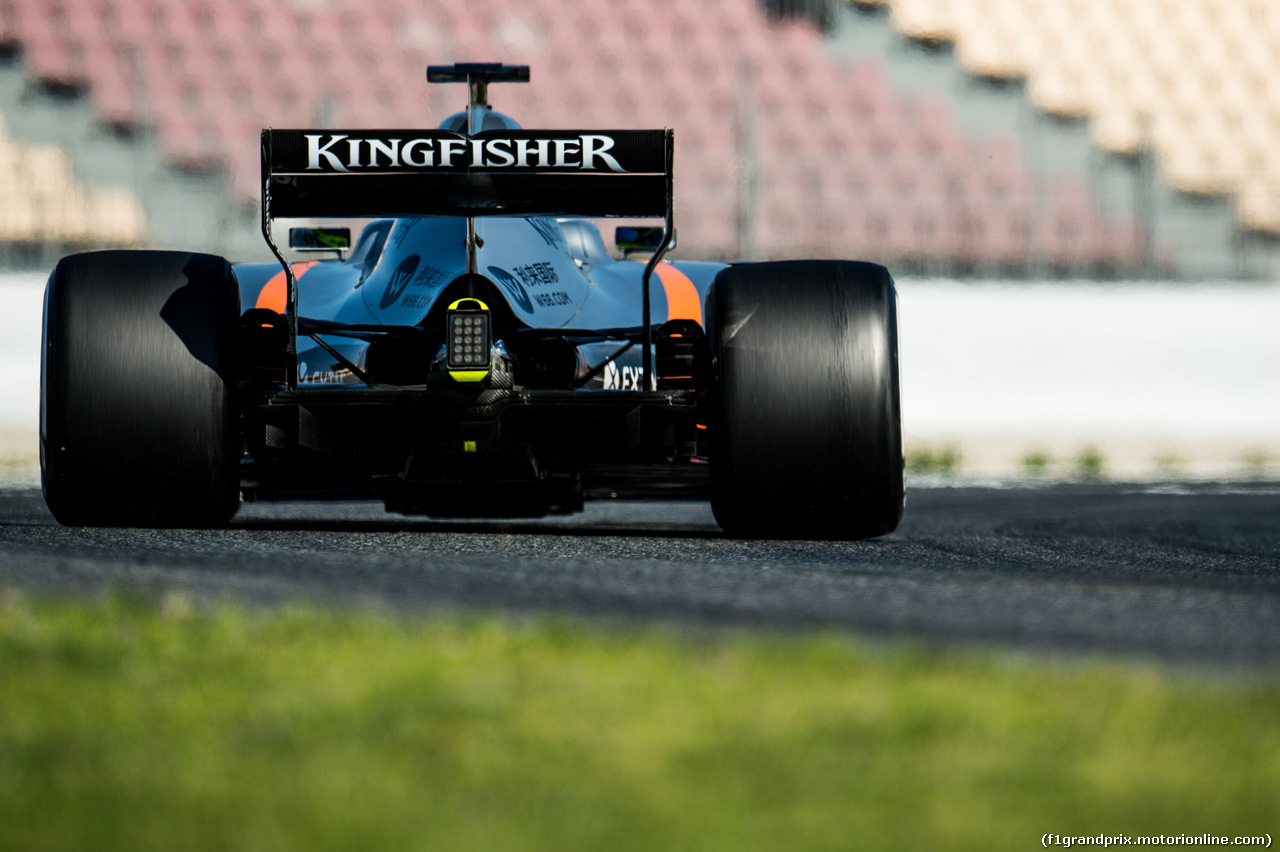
235,216,725,388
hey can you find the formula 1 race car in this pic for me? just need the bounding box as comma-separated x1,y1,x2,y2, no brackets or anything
40,63,903,539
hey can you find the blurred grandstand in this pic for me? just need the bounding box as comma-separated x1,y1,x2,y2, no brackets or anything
0,0,1274,277
0,98,143,266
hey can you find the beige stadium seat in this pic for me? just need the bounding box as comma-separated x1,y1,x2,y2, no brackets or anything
890,0,955,42
88,188,146,245
1238,180,1280,233
952,0,1024,81
31,197,69,244
1159,137,1222,197
1125,72,1163,117
1200,136,1250,196
878,0,1280,233
987,0,1043,71
953,29,1017,80
1089,100,1143,157
0,193,37,243
1027,61,1089,119
57,190,91,244
0,105,147,246
0,139,20,182
19,145,74,201
1242,148,1275,200
1074,55,1116,112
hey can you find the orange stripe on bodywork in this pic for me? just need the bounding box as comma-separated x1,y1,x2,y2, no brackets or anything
652,262,702,326
254,261,318,314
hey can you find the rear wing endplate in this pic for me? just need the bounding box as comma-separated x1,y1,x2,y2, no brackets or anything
261,127,675,388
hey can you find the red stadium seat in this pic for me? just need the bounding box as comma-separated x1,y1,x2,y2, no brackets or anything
0,0,1141,266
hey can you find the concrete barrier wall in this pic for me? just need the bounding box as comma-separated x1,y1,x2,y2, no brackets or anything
0,273,45,430
897,281,1280,442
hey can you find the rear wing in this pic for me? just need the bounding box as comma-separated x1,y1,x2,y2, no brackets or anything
262,128,672,219
260,126,675,388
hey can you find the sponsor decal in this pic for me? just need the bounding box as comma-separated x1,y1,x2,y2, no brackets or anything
486,266,534,313
603,362,649,391
390,218,424,247
510,261,572,307
298,362,351,384
379,254,420,310
532,291,573,308
304,134,628,173
512,262,560,288
399,265,452,309
528,218,566,248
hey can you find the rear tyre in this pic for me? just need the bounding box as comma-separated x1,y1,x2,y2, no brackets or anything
41,251,241,526
708,260,903,539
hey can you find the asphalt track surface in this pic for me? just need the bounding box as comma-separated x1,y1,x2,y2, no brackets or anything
2,481,1279,668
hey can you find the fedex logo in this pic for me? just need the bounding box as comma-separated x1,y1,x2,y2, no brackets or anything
304,134,627,173
603,362,650,391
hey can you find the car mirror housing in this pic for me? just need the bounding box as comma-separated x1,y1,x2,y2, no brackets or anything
615,226,674,258
289,227,351,252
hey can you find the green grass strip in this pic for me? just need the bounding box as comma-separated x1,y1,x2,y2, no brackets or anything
0,593,1276,851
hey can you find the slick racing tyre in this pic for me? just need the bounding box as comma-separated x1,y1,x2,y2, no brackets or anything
41,251,241,526
708,260,904,539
